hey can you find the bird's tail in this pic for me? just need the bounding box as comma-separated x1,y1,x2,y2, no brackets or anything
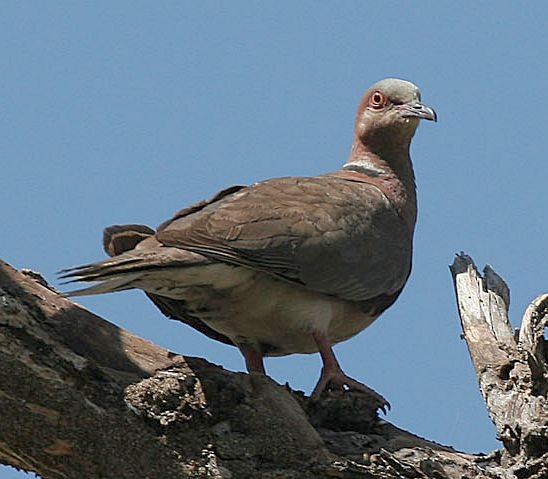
62,272,143,297
60,223,213,297
103,224,155,257
58,224,156,296
60,245,208,299
59,253,155,297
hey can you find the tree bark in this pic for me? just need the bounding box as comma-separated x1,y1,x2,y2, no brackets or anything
0,256,546,478
449,253,547,478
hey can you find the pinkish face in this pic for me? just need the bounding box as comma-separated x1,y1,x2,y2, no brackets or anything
355,78,436,142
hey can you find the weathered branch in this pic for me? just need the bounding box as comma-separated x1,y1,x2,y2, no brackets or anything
1,256,545,478
450,253,548,477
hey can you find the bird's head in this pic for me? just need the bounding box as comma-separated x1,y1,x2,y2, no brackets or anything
354,78,436,156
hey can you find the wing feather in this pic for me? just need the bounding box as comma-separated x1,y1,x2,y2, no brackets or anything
157,175,412,301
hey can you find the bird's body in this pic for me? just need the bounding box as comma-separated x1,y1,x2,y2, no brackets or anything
62,78,436,407
134,260,375,356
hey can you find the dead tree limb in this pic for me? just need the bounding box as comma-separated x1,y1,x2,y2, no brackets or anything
450,253,547,478
0,256,546,478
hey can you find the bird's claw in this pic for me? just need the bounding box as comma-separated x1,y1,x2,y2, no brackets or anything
310,370,390,413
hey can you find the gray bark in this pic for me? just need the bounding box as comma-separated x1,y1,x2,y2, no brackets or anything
450,253,547,478
0,255,546,478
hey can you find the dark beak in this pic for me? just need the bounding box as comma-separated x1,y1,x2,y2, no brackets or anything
397,102,437,122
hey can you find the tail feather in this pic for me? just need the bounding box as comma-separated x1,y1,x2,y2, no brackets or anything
59,256,145,282
58,250,154,297
59,245,212,297
64,273,143,297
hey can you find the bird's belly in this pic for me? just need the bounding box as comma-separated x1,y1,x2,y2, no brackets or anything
138,264,378,355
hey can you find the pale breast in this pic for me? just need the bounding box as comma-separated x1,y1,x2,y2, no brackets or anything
135,263,378,356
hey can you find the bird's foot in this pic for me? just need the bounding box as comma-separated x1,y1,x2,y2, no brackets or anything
310,369,390,413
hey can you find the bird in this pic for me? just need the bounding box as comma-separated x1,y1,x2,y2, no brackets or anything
61,78,436,409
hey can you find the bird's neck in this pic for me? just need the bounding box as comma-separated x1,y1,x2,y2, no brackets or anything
344,137,417,232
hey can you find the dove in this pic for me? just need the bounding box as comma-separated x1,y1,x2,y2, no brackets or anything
61,78,436,409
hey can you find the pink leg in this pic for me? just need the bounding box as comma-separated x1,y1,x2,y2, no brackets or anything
239,344,266,374
310,331,390,412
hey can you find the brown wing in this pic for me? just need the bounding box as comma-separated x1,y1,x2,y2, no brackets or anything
157,185,247,230
157,175,413,302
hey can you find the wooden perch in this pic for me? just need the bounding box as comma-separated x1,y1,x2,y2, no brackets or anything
0,256,546,478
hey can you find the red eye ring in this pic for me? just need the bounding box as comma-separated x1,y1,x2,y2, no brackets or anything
368,91,387,110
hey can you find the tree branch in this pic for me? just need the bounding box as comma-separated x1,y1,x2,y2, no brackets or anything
1,256,545,478
450,253,547,476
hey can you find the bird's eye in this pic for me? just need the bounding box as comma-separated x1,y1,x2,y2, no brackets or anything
368,91,387,110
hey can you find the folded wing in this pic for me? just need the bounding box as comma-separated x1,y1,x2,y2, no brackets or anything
157,175,412,302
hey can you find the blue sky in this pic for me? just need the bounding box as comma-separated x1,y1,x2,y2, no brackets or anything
1,2,547,476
